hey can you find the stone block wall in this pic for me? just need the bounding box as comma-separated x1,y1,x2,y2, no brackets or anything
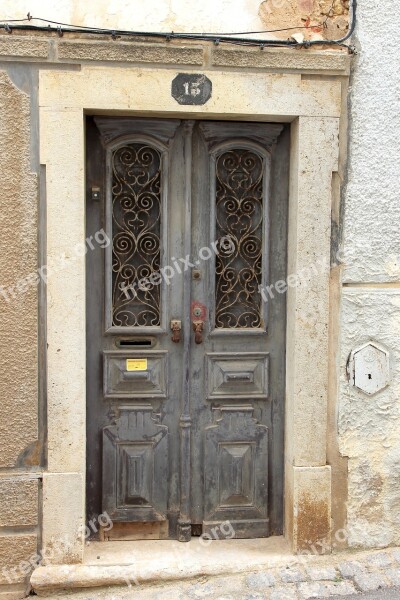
0,70,40,598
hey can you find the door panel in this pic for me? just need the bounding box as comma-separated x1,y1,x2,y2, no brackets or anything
103,351,167,399
102,406,168,523
86,116,288,540
203,406,269,538
206,353,269,400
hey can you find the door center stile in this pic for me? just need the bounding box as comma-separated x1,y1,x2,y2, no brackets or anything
177,120,195,542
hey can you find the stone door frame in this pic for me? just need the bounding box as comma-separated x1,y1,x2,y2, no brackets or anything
39,58,347,563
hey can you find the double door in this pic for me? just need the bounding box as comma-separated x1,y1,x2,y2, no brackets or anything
86,116,288,540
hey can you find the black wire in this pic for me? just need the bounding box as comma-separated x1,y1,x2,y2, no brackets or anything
0,17,328,35
0,0,356,50
0,17,30,23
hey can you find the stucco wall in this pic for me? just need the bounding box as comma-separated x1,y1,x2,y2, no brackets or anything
339,291,400,547
1,0,349,41
0,69,40,597
340,0,400,547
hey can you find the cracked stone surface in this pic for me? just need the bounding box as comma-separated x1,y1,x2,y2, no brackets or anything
386,569,400,587
392,550,400,564
280,567,308,583
338,560,366,579
353,572,388,592
306,567,338,581
246,572,276,589
366,553,393,569
298,580,357,598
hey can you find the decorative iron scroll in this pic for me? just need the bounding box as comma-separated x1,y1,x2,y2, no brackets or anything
215,149,264,328
111,143,161,327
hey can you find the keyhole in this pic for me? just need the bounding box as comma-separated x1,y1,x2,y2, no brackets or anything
368,374,372,379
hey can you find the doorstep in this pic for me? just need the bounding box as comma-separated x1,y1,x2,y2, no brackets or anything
31,536,296,594
29,544,400,599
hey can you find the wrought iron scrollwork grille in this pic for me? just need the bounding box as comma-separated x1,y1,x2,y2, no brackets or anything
111,143,162,327
215,149,264,329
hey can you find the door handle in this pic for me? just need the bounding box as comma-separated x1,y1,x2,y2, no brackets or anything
192,320,204,344
171,319,182,343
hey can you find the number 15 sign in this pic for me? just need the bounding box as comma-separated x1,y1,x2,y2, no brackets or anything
171,73,212,105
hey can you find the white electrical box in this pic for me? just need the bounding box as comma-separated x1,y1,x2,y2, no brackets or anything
348,342,390,396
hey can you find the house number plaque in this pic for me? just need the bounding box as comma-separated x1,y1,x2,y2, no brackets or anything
171,74,212,105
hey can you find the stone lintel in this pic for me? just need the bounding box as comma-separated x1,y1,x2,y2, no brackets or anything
212,47,351,74
0,36,49,59
57,40,204,65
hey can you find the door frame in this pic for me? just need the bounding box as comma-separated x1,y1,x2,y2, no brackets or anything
39,60,345,562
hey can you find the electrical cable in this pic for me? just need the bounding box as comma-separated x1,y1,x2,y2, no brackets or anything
0,0,356,51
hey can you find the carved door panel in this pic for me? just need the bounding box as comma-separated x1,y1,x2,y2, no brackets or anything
86,117,288,540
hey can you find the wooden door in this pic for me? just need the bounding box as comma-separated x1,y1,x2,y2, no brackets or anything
86,117,288,541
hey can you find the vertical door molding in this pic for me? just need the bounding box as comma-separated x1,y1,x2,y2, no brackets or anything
285,116,339,552
40,107,86,563
177,120,195,541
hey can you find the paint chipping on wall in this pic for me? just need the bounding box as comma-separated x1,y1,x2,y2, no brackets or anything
259,0,349,41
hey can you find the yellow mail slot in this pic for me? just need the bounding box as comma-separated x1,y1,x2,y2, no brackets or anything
126,358,148,372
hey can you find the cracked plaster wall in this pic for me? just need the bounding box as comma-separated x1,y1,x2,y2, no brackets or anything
339,0,400,547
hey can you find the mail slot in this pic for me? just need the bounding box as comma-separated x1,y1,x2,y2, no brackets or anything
116,338,155,348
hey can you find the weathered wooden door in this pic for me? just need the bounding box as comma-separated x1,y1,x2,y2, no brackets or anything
86,117,288,541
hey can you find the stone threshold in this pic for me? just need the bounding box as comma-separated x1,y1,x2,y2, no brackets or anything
31,536,295,593
30,540,400,598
